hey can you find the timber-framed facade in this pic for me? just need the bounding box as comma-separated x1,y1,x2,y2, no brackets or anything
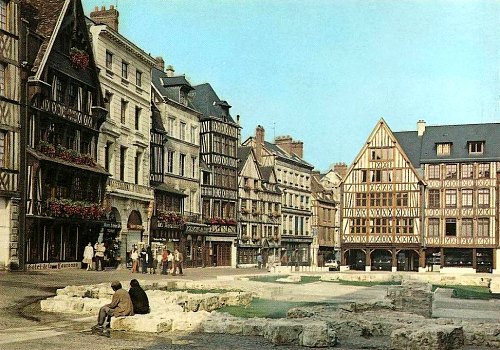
341,119,424,272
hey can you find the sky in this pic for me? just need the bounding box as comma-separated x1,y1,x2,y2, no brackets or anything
82,0,499,172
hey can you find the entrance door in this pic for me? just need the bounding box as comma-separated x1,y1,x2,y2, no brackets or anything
214,242,231,266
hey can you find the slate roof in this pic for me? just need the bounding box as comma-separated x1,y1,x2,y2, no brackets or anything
21,0,69,75
263,140,314,169
237,146,253,173
394,123,500,167
259,166,274,182
151,103,165,133
191,83,236,124
152,67,196,109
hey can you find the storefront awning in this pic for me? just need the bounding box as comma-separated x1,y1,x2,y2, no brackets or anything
154,183,188,197
28,148,110,176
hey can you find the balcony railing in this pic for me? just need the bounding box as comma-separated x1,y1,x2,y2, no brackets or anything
107,178,154,198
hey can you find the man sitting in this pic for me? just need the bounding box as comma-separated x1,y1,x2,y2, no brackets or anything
128,279,150,314
92,281,134,335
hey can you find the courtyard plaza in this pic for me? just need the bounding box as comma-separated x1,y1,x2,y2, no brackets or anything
0,267,499,350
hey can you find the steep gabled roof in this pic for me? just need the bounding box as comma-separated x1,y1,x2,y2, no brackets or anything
237,146,253,173
191,83,236,124
259,166,274,182
393,131,421,168
21,0,69,76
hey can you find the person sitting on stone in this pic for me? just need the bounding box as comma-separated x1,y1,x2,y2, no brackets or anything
128,279,150,314
92,281,134,335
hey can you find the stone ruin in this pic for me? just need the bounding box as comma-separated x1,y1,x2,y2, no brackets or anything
40,277,500,349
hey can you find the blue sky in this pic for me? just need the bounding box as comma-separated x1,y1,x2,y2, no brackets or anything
83,0,499,172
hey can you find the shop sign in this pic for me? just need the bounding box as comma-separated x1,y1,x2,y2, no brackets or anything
128,224,143,230
103,221,121,229
157,222,182,229
26,262,81,270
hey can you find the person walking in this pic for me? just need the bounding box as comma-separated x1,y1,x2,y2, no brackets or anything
128,279,150,314
91,281,133,336
256,253,263,269
147,246,155,274
130,247,139,273
174,247,184,276
82,242,94,271
140,247,148,274
95,242,106,271
168,249,174,274
161,249,170,275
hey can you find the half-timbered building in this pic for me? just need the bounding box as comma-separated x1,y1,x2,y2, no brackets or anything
243,126,313,266
89,7,156,267
21,0,108,269
341,119,424,272
0,0,20,269
191,83,239,267
398,121,499,273
151,63,204,267
237,144,281,268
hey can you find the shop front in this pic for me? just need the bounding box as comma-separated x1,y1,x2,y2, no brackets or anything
184,223,209,267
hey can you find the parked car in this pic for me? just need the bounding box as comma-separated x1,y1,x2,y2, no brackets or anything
325,259,339,270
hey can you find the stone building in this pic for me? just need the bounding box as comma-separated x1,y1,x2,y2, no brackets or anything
311,171,337,267
151,63,204,267
89,6,157,266
0,0,20,270
21,0,108,269
191,83,239,267
243,126,313,266
237,142,281,268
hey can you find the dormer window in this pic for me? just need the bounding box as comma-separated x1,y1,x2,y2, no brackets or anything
436,142,451,156
468,141,484,155
179,90,187,106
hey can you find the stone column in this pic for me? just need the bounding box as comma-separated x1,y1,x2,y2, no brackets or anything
391,248,397,272
365,248,371,272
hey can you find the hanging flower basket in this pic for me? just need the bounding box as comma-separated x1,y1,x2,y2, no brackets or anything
70,47,89,70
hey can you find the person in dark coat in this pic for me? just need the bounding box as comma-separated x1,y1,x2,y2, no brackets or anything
146,246,155,274
140,247,148,274
128,279,150,314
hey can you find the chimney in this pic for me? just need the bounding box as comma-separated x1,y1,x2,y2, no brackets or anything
333,162,348,179
274,136,293,155
290,141,303,158
90,5,119,31
165,65,175,77
255,125,265,164
155,57,165,72
417,120,426,136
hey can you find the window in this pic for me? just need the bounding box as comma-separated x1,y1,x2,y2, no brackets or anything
136,70,142,87
461,164,473,179
104,141,112,172
0,1,7,31
445,189,457,208
179,91,187,106
167,150,174,173
370,148,393,161
461,219,473,237
350,218,366,234
120,100,128,124
461,189,473,207
478,188,490,207
179,122,186,141
445,164,457,179
361,170,367,183
68,83,77,108
468,141,484,154
371,170,382,183
428,218,440,237
121,61,128,79
396,218,413,234
437,142,451,156
428,165,440,179
372,218,391,234
445,218,457,236
477,218,490,237
370,192,392,207
179,153,185,176
105,51,113,70
478,163,490,178
355,193,367,207
55,78,64,103
119,146,126,181
191,156,196,178
428,189,440,208
0,130,6,167
134,107,141,130
134,152,141,184
0,63,5,96
396,192,408,207
167,118,175,136
190,126,197,144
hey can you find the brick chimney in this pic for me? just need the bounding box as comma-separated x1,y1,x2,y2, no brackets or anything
255,125,265,164
155,56,165,72
333,162,348,179
291,141,303,158
90,5,119,32
165,65,175,77
274,136,293,155
417,119,426,136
